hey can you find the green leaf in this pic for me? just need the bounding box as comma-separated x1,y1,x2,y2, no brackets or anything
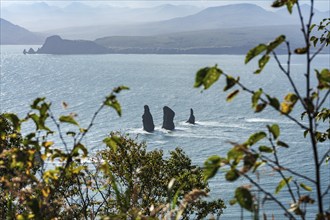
277,140,289,148
300,183,312,192
316,69,330,90
245,44,267,64
272,0,286,8
227,147,244,162
204,155,223,181
31,97,46,109
229,199,237,206
225,169,240,182
255,103,267,113
319,69,330,83
266,95,280,110
103,136,121,152
59,115,79,126
194,66,222,90
286,0,297,14
223,75,237,91
281,93,298,114
252,89,263,108
275,176,292,194
113,85,129,93
194,67,210,88
267,124,280,139
242,153,258,173
255,55,270,74
3,113,21,131
294,47,307,54
72,143,88,157
66,131,76,137
253,161,265,172
267,35,286,53
204,66,222,89
106,100,122,117
247,132,267,146
259,146,273,153
235,187,254,212
226,90,239,102
303,129,309,138
309,24,316,31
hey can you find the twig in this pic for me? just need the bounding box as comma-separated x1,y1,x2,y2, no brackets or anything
49,108,69,152
310,42,327,61
273,50,306,110
239,171,297,220
222,72,309,130
317,90,330,112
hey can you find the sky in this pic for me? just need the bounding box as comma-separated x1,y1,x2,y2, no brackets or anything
1,0,329,11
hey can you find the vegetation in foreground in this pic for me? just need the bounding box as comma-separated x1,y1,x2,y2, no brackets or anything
1,0,329,219
0,87,225,219
194,0,329,219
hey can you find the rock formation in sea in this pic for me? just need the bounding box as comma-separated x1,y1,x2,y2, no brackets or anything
142,105,155,132
186,108,195,124
34,35,109,54
162,106,175,130
23,48,36,54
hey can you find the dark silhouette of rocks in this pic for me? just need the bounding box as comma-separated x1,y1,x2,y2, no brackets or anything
23,48,36,54
34,35,109,54
186,108,195,124
142,105,155,132
162,106,175,130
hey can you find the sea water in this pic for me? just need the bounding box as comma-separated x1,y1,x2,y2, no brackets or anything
1,45,329,219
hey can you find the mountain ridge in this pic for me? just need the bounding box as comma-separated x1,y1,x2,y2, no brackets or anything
0,18,45,45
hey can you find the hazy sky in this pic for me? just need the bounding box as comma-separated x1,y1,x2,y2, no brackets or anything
1,0,329,11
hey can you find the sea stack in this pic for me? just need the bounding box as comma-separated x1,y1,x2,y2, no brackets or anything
186,108,195,124
162,106,175,130
142,105,155,132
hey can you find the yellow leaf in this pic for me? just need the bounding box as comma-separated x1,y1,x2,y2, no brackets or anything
42,187,50,197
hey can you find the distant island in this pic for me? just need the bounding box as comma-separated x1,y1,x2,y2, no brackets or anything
24,35,255,55
24,35,109,55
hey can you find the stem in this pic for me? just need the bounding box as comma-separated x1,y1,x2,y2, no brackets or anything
273,50,306,109
269,136,296,204
49,108,69,152
298,0,324,216
319,148,330,166
310,42,327,61
76,103,105,144
239,171,296,220
317,90,330,111
224,72,309,130
259,153,315,184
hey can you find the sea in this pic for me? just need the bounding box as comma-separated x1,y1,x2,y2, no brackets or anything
1,45,329,219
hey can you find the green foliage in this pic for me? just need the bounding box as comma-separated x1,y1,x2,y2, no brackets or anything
267,124,280,140
235,187,254,212
310,18,330,47
245,35,286,74
0,84,226,219
246,132,267,146
193,1,330,218
194,66,222,90
275,176,292,194
98,133,225,219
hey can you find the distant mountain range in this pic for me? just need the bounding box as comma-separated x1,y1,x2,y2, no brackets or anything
94,25,304,54
0,18,44,45
40,3,330,40
1,3,329,54
2,2,201,32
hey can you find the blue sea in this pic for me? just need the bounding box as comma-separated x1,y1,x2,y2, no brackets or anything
1,45,329,219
